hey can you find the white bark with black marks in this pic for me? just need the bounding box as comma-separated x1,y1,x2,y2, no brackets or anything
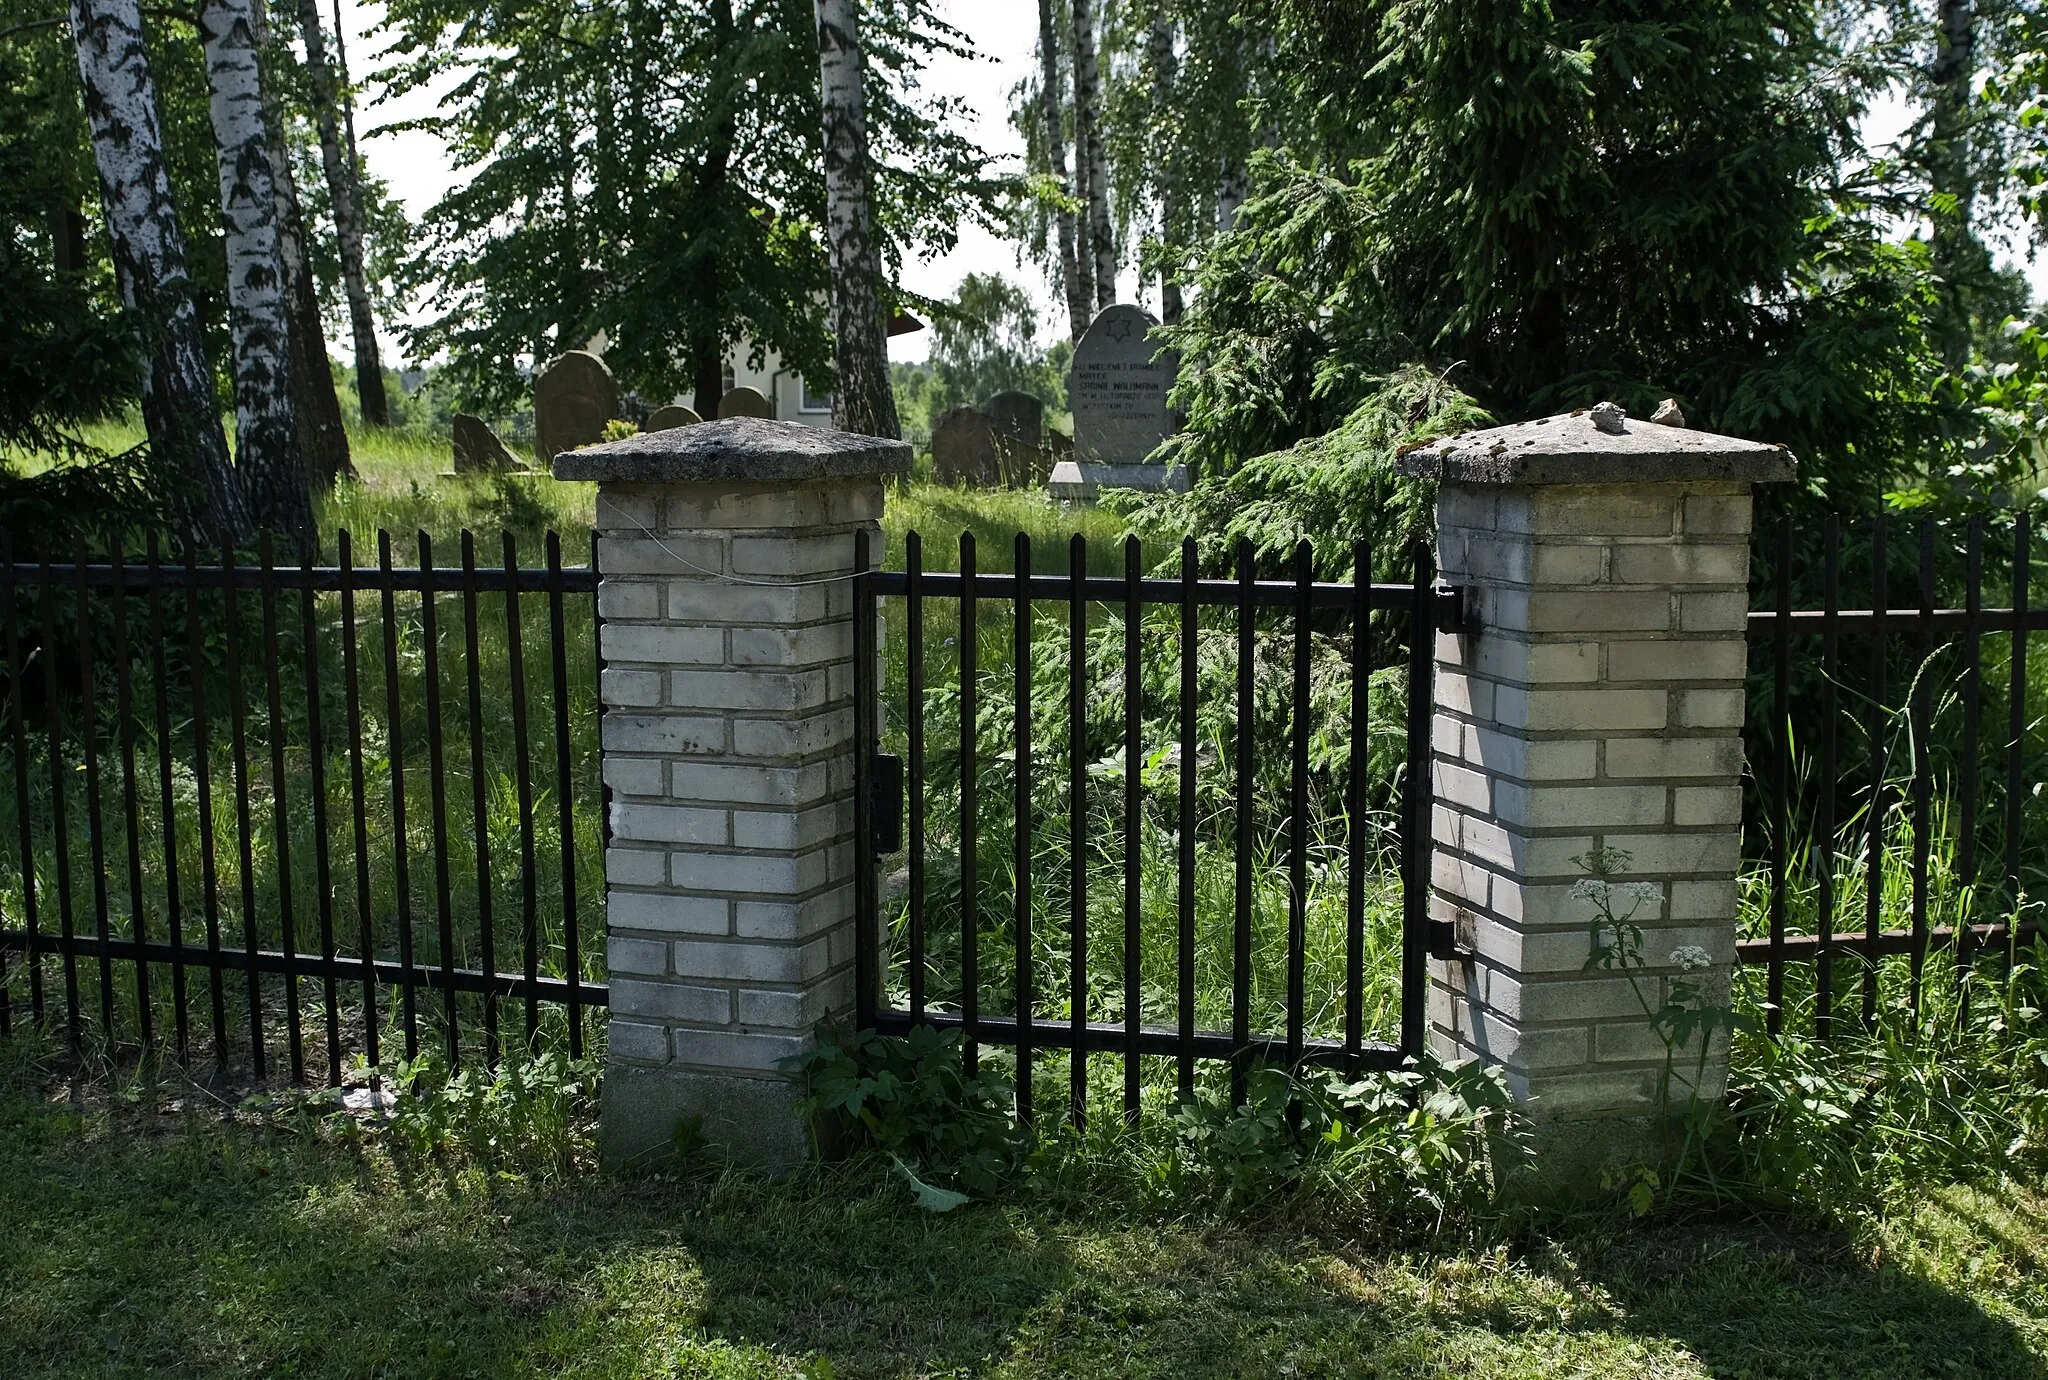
203,0,307,537
1040,0,1087,341
1071,0,1113,311
1148,14,1181,326
299,0,387,427
69,0,252,542
815,0,899,439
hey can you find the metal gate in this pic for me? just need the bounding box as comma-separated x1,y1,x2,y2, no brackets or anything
850,526,1454,1123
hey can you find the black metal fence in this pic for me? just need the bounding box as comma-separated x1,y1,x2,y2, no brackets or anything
0,529,608,1083
852,529,1451,1126
1743,512,2048,1035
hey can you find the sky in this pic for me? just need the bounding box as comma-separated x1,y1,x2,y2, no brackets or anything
336,2,2042,371
334,0,1062,368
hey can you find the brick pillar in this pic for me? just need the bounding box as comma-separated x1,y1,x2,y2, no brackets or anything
1397,406,1793,1186
553,417,908,1169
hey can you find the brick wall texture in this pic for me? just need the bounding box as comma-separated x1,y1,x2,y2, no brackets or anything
594,479,881,1085
1428,481,1750,1122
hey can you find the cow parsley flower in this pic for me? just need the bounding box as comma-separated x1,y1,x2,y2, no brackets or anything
1669,945,1712,972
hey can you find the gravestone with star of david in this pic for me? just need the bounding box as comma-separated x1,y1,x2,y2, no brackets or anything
1049,303,1189,500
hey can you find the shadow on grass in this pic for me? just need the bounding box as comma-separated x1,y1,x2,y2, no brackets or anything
3,1081,2044,1379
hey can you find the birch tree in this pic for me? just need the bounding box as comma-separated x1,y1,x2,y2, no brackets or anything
1147,13,1181,325
1038,0,1088,340
816,0,899,438
200,0,307,537
68,0,251,542
1070,0,1113,309
298,0,388,426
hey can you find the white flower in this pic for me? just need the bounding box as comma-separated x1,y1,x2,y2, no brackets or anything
1571,878,1610,902
1621,881,1663,907
1669,945,1713,972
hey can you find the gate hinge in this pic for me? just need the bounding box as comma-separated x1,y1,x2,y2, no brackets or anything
1427,918,1475,963
1434,584,1474,634
869,753,903,853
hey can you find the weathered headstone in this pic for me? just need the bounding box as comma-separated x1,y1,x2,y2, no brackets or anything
983,390,1044,447
931,405,1000,486
1050,304,1187,500
535,350,618,463
451,413,524,474
644,404,702,433
717,385,775,420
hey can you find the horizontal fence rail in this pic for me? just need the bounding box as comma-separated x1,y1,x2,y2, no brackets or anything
0,529,608,1085
1742,511,2048,1038
854,530,1443,1126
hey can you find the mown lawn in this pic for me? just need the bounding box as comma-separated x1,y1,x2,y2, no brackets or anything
5,1076,2047,1379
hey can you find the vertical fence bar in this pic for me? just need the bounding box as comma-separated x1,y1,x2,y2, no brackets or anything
223,538,266,1077
1402,541,1433,1058
1287,541,1311,1073
2008,513,2030,939
339,532,379,1072
959,532,978,1076
182,542,226,1065
1816,519,1839,1039
221,538,266,1076
1068,534,1087,1124
461,533,498,1067
1176,537,1197,1102
378,530,419,1058
853,530,878,1028
39,552,77,1046
417,532,460,1068
1960,517,1983,985
1013,533,1033,1125
145,535,185,1058
72,539,115,1048
1122,536,1141,1119
1909,519,1934,1015
1347,538,1370,1072
546,532,583,1058
1,534,42,1026
503,534,539,1047
108,543,150,1056
299,537,340,1083
258,535,304,1081
1768,518,1790,1033
1231,540,1253,1103
906,532,926,1023
1864,515,1887,1028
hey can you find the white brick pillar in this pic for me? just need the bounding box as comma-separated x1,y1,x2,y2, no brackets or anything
553,417,908,1168
1397,406,1793,1184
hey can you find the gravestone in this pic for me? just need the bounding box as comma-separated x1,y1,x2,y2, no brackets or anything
1049,304,1188,500
932,405,999,486
535,350,617,463
451,413,524,474
717,385,775,420
644,404,702,433
983,390,1044,447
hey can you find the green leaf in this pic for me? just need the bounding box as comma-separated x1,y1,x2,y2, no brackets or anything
891,1155,970,1213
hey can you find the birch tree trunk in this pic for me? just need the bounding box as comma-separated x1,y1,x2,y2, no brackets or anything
1040,0,1088,341
815,0,900,439
269,99,355,492
1071,0,1114,311
69,0,251,543
1148,14,1182,326
203,0,308,538
299,0,388,426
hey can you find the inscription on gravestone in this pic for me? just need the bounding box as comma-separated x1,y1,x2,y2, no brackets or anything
534,350,618,463
1051,304,1186,499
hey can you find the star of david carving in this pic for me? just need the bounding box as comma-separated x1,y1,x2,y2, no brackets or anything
1103,314,1134,343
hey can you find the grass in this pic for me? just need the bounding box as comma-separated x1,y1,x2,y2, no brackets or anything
3,1060,2048,1379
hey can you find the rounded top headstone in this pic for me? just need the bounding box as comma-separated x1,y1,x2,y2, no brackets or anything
1071,304,1176,467
534,351,618,463
550,415,911,484
643,404,702,433
1393,406,1795,485
982,390,1045,444
717,385,776,420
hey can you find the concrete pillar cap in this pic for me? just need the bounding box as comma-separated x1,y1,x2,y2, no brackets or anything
1395,408,1796,486
551,416,912,484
